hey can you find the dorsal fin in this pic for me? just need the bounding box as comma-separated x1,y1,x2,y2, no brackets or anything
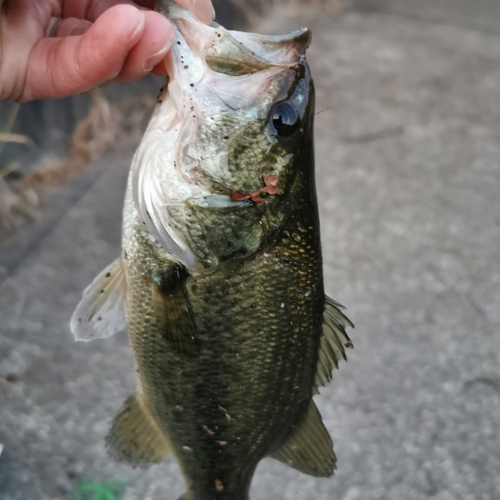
70,258,126,341
313,295,354,394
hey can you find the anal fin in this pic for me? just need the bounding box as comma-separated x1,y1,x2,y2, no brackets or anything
271,400,336,477
106,393,171,468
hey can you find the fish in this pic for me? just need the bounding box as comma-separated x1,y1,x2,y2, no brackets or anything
70,1,353,499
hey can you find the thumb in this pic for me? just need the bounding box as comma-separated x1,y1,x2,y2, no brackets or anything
23,5,149,100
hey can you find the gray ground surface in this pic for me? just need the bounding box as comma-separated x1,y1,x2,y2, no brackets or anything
2,6,500,500
353,0,500,37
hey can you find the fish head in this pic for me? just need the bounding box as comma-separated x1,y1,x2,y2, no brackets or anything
132,8,314,271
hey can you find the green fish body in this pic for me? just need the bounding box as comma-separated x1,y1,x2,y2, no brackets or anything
71,4,352,499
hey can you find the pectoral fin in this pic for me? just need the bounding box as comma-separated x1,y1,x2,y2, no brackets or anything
271,400,336,477
106,393,171,468
71,258,126,341
313,295,354,394
151,264,199,356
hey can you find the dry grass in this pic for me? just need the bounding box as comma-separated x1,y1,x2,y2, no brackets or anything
16,90,117,194
0,178,39,237
0,89,155,239
0,133,32,145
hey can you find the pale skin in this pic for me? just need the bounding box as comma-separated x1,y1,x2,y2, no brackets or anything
0,0,214,101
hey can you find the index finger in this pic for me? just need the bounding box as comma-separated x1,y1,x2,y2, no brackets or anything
62,0,214,25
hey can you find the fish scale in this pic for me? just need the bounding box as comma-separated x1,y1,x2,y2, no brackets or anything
124,205,324,499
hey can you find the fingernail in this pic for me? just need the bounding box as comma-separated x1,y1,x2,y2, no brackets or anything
144,36,174,72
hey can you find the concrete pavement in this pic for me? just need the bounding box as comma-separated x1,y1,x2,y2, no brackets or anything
1,6,500,500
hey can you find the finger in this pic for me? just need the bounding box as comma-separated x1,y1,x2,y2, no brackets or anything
124,0,216,23
114,10,174,82
63,0,214,25
55,18,93,37
24,5,146,100
117,0,215,21
62,0,146,22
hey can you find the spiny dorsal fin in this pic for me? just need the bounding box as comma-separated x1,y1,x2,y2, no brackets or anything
106,393,171,468
271,400,336,477
313,295,354,394
325,295,354,329
71,258,126,341
151,264,199,356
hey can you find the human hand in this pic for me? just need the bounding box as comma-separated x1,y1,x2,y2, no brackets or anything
0,0,214,102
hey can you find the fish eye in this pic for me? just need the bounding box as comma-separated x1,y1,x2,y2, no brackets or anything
270,102,300,137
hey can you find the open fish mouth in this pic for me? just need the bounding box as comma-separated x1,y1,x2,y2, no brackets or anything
130,4,312,270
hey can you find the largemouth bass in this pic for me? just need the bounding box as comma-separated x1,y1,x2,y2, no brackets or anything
71,2,353,499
